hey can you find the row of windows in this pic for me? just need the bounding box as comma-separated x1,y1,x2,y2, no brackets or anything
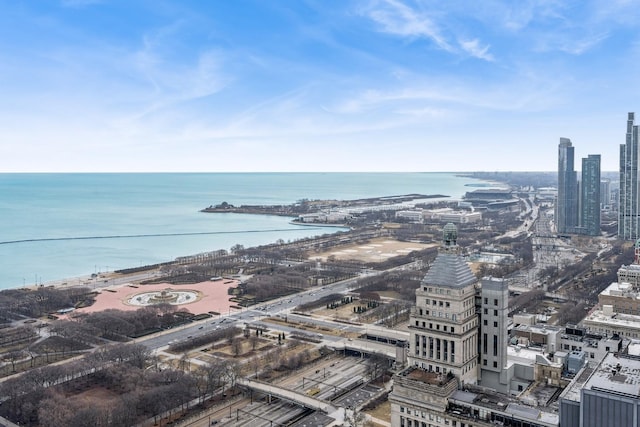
481,333,499,356
483,297,500,306
482,319,499,328
423,287,476,301
587,327,640,338
419,308,457,320
399,408,447,424
482,359,499,368
414,336,456,362
414,320,457,333
399,414,475,427
462,359,476,374
429,299,451,308
462,319,477,332
415,361,450,374
423,287,454,295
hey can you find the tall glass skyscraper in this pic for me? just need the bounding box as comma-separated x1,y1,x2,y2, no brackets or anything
557,137,578,234
581,154,601,236
619,113,640,240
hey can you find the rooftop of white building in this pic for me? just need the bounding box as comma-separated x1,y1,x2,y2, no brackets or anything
626,340,640,356
506,345,558,369
583,353,640,398
600,281,640,298
513,324,561,335
561,352,640,404
619,264,640,273
583,309,640,331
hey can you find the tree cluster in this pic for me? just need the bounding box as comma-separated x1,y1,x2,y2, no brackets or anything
364,247,437,271
358,300,412,327
0,286,93,321
296,293,345,311
356,270,423,302
509,289,546,315
0,342,238,427
168,327,241,353
72,305,190,340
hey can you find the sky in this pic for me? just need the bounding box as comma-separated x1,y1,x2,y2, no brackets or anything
1,0,639,173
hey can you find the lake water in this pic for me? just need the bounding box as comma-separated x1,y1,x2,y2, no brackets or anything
0,172,497,289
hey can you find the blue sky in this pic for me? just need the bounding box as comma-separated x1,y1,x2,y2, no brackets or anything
1,0,639,172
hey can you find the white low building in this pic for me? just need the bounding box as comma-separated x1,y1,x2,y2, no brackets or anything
582,305,640,339
395,210,424,223
423,208,482,224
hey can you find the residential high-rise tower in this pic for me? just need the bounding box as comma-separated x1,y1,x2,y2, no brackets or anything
620,112,640,240
558,137,578,234
581,154,601,236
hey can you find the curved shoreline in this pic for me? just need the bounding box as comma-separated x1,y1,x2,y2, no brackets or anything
289,221,351,229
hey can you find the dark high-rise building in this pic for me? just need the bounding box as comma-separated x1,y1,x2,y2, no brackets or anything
558,137,578,234
581,154,601,236
600,178,611,207
620,112,640,240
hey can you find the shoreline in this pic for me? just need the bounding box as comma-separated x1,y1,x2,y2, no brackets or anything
200,193,448,216
2,173,490,290
289,221,351,228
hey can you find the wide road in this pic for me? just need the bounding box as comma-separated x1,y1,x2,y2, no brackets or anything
138,269,386,350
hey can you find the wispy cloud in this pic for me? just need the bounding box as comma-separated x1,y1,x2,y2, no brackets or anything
365,0,453,51
557,32,610,55
459,38,494,61
362,0,494,61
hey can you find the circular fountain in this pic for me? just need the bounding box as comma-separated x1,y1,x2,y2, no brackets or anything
127,288,201,306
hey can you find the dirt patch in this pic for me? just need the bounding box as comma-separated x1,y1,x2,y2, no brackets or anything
69,386,120,404
314,300,365,321
375,290,405,299
365,399,391,423
312,238,434,262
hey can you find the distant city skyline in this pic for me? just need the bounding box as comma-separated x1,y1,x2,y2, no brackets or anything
1,1,639,172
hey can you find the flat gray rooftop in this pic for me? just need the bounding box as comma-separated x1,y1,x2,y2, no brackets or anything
584,353,640,398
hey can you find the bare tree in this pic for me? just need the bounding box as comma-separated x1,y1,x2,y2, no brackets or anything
366,352,389,381
231,338,243,357
222,360,240,392
3,349,26,372
249,334,259,351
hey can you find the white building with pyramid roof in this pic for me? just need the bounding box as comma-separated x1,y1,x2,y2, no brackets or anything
408,222,479,385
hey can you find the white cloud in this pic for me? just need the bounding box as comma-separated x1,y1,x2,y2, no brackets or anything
459,38,494,61
364,0,453,52
559,33,609,55
363,0,495,62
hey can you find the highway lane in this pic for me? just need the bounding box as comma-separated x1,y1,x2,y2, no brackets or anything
137,269,385,350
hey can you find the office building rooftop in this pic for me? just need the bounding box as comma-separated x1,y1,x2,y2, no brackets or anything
584,353,640,398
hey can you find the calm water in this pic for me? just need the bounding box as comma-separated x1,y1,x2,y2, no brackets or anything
0,173,495,289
